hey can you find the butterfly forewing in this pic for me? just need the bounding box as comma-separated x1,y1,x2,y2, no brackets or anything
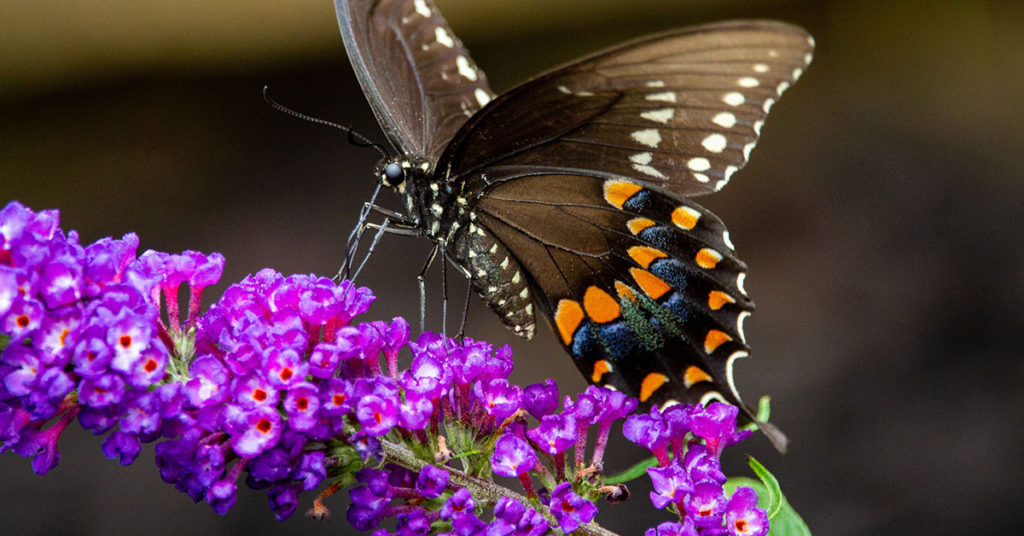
335,0,496,160
439,20,813,197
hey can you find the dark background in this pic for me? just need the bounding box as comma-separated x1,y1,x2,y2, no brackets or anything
2,1,1022,535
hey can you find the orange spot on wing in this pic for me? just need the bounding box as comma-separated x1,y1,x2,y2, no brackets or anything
708,290,735,310
683,365,712,388
583,286,620,323
592,360,612,383
671,206,701,230
614,281,636,301
629,268,671,300
628,246,668,269
554,299,584,346
627,217,656,235
703,329,732,353
603,181,643,209
696,248,722,269
639,372,669,403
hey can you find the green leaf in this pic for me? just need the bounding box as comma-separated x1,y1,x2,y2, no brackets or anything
725,466,811,536
0,333,9,353
756,395,773,422
746,456,782,518
604,455,659,484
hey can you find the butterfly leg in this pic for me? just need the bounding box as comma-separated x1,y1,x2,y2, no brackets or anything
456,282,472,341
338,212,420,281
417,244,440,334
346,218,422,285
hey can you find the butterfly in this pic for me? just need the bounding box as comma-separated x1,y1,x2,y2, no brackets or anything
334,0,812,446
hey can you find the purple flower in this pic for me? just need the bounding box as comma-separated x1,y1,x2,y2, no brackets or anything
645,520,698,536
355,394,398,437
647,463,693,510
683,444,727,485
491,433,537,477
474,378,522,420
724,487,768,536
396,510,432,536
228,405,282,456
623,407,669,464
398,394,433,430
689,402,752,457
283,382,320,432
686,480,728,527
319,378,353,415
526,412,576,455
440,488,475,520
549,482,597,533
415,464,449,499
522,379,559,419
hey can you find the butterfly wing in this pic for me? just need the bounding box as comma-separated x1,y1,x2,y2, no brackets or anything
335,0,496,161
439,20,813,196
440,20,813,416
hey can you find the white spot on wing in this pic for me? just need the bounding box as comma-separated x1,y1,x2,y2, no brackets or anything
435,27,454,48
753,120,764,135
474,88,491,107
725,350,750,401
737,311,750,343
692,172,709,183
646,80,666,87
723,92,745,107
753,63,769,73
701,133,727,153
641,108,674,124
512,271,521,284
414,0,431,17
712,111,736,128
646,91,676,103
456,56,477,81
557,85,571,94
737,273,747,296
762,98,775,113
723,230,734,250
738,77,759,88
630,152,665,178
631,152,652,165
687,157,711,172
631,129,662,148
793,67,804,80
777,81,790,95
743,142,756,161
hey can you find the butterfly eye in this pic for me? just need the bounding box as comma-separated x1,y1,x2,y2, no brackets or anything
382,162,405,186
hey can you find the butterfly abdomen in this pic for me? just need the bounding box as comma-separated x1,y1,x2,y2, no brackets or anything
446,213,536,339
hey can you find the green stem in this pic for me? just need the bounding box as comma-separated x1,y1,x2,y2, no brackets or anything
380,439,621,536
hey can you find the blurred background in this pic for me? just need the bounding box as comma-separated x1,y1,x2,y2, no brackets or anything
2,0,1022,534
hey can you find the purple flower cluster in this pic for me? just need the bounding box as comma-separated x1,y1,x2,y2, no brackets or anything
624,402,768,536
0,201,222,474
349,463,553,536
154,269,378,518
1,201,785,536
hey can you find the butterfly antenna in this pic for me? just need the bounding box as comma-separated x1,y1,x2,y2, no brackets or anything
262,86,388,159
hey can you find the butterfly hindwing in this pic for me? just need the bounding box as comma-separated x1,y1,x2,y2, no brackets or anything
336,0,496,160
469,172,754,408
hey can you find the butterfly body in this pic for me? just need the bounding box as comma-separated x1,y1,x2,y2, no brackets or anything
337,0,813,423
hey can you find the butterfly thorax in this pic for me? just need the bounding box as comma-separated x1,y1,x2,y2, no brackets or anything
382,159,538,339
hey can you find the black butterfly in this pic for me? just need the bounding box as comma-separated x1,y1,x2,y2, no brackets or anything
335,0,812,446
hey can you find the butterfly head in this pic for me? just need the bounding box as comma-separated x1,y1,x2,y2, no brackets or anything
376,158,456,238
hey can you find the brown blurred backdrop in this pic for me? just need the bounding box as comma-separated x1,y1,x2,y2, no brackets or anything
2,1,1023,535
